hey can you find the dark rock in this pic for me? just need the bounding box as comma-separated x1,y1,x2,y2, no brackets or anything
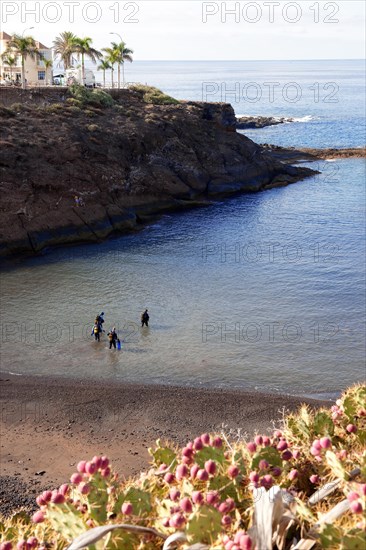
0,88,316,258
236,116,294,129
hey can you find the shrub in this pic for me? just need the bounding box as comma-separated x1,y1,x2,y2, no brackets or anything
68,84,114,108
129,84,179,105
0,385,365,548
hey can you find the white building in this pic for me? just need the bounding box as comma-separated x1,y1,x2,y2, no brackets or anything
0,31,53,86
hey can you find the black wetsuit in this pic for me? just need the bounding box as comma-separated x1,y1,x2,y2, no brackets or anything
141,311,149,327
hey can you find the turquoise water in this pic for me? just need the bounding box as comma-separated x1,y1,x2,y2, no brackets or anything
0,61,365,398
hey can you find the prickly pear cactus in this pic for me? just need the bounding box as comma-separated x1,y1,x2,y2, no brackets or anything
47,503,86,540
186,505,222,545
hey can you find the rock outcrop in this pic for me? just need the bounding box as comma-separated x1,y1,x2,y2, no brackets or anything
0,88,315,258
236,116,294,129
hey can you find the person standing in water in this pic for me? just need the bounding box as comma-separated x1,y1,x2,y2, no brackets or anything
108,327,118,349
141,309,149,327
92,322,100,341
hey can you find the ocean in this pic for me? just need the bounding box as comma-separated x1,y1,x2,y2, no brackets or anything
1,60,365,399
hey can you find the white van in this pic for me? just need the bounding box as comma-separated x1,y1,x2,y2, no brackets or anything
65,68,96,88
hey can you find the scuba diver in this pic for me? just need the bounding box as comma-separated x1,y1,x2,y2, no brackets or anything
141,309,149,327
96,312,105,331
108,327,118,349
92,322,101,341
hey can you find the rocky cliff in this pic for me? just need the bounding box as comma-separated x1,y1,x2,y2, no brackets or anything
0,87,315,257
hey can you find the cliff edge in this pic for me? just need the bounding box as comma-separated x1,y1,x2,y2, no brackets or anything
0,87,315,257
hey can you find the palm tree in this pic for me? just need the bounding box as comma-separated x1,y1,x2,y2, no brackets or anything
110,41,133,88
97,59,111,88
43,58,53,85
53,31,77,70
73,37,102,86
6,34,40,89
102,47,118,88
1,52,18,83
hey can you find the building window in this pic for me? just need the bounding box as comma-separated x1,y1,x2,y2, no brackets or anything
38,71,46,80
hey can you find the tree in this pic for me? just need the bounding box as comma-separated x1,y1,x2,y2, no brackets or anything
1,52,17,83
97,59,111,88
53,31,78,70
5,34,40,89
110,41,133,88
73,37,102,86
43,58,53,85
102,47,118,89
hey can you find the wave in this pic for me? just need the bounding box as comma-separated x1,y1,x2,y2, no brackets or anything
292,115,314,123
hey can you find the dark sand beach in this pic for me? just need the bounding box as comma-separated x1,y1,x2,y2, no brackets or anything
0,373,330,517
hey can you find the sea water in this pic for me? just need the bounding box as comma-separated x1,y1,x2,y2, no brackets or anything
0,60,365,398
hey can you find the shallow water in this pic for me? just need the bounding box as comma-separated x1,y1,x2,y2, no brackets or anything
1,159,365,399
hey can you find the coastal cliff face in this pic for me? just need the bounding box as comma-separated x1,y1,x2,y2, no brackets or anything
0,88,314,257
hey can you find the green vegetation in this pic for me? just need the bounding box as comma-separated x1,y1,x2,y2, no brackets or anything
68,84,114,108
0,385,365,549
130,84,180,105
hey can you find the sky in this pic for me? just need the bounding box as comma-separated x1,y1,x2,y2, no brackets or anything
0,0,365,60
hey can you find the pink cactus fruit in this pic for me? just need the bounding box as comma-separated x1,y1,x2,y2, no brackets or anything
91,455,102,469
100,456,109,469
42,490,52,503
169,488,181,502
180,497,193,513
249,471,259,483
193,437,203,450
277,440,288,451
70,472,83,484
16,542,27,550
50,491,65,504
26,538,38,549
239,535,252,550
78,482,90,495
169,512,186,528
190,464,200,479
254,435,263,446
192,490,204,505
261,475,273,489
85,461,97,475
288,469,298,481
32,510,45,523
310,474,320,484
0,543,13,550
360,484,366,496
59,484,69,496
281,450,293,461
258,460,269,470
272,467,282,477
197,468,209,481
201,433,211,445
350,501,363,514
246,442,256,453
228,464,239,478
206,490,219,505
262,436,271,447
121,502,133,515
347,491,360,502
221,515,232,526
205,459,217,475
346,424,357,433
77,460,87,473
164,472,175,484
176,463,188,480
101,467,111,478
212,436,223,448
319,437,332,449
292,450,301,459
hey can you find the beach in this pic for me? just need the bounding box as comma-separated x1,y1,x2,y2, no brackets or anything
0,373,329,517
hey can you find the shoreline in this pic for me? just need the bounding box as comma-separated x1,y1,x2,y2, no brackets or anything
0,373,330,516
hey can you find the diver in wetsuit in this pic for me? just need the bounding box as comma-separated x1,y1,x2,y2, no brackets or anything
108,327,118,349
141,309,149,327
